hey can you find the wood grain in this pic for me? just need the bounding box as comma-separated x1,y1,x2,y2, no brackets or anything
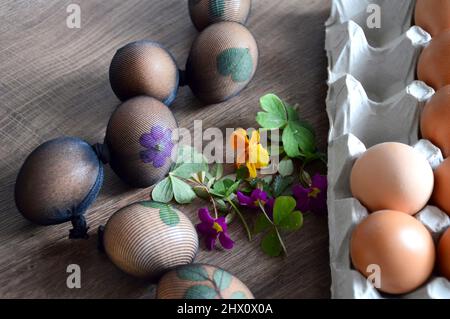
0,0,331,298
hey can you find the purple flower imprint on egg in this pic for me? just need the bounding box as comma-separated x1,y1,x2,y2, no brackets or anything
139,125,174,168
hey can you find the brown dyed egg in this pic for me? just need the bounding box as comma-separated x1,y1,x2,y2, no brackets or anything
186,21,258,104
15,137,103,238
156,264,254,299
104,96,178,188
188,0,252,31
438,228,450,280
415,0,450,37
350,142,434,215
109,41,179,105
351,210,435,294
420,85,450,158
417,30,450,90
431,158,450,216
102,201,198,278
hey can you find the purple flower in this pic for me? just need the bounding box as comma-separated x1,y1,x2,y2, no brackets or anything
139,125,174,168
196,208,234,251
237,189,268,209
292,174,327,214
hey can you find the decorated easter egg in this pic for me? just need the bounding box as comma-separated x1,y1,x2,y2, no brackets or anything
431,158,450,216
417,30,450,90
104,96,178,188
188,0,252,31
420,85,450,158
15,137,103,238
415,0,450,37
351,210,435,294
109,41,179,105
156,264,254,299
438,228,450,280
350,142,434,215
186,21,258,104
102,201,198,278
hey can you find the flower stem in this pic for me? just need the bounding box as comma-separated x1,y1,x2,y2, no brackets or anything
259,201,288,256
227,197,252,241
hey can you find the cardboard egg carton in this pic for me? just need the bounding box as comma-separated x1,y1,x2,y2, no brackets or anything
325,0,450,299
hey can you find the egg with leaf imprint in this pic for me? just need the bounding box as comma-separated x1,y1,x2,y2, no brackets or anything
188,0,252,31
185,21,258,104
109,40,179,105
156,264,254,299
101,201,198,278
14,137,103,239
104,96,178,188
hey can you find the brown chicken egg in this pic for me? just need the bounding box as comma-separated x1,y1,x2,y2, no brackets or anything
420,85,450,158
415,0,450,37
15,137,103,239
431,158,450,216
350,142,434,215
186,21,258,104
102,201,198,278
351,210,435,294
104,96,178,188
438,228,450,280
156,264,254,299
109,41,179,105
418,30,450,90
188,0,252,31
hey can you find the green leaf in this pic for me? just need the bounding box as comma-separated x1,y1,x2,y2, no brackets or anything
213,269,232,291
278,211,303,231
261,229,283,257
185,285,218,299
286,105,299,122
256,112,286,129
170,176,196,204
273,196,297,226
254,213,272,234
272,175,294,197
225,180,241,197
230,291,248,299
174,145,208,169
151,177,173,203
216,199,228,213
260,94,288,120
217,48,253,83
172,162,208,179
193,186,210,200
236,165,249,180
278,158,294,177
140,201,180,226
282,122,316,158
176,265,209,281
208,0,225,18
210,163,223,180
212,178,234,196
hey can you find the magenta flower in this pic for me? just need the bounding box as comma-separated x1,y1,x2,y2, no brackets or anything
196,208,234,250
139,125,174,168
237,189,269,209
292,174,327,214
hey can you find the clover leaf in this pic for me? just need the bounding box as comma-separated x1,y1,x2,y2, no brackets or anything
217,48,253,83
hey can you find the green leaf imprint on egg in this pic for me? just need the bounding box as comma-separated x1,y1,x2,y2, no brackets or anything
212,268,232,291
185,285,218,299
217,48,253,83
177,265,210,281
209,0,225,18
140,201,180,226
230,291,248,299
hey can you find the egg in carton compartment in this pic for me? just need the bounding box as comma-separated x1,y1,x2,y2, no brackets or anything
327,134,450,298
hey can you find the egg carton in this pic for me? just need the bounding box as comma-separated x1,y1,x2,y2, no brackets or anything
325,0,450,299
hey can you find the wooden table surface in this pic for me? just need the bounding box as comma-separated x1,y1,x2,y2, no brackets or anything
0,0,331,298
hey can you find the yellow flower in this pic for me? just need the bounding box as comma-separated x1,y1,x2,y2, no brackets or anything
231,129,270,178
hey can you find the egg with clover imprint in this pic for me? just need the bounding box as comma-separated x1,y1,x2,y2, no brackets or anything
415,0,450,37
102,201,198,278
431,157,450,216
156,264,254,299
188,0,252,31
186,21,258,104
350,210,435,295
104,96,178,188
109,40,179,105
15,137,103,238
418,30,450,90
420,85,450,158
350,142,434,215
